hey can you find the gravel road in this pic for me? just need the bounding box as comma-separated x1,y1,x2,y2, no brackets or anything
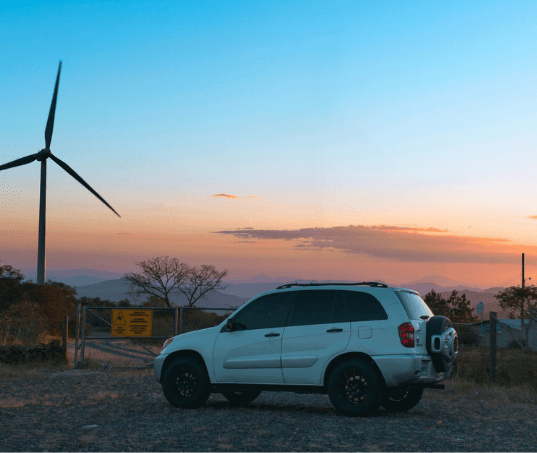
1,368,536,451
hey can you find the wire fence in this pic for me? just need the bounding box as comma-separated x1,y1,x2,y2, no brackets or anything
74,305,236,369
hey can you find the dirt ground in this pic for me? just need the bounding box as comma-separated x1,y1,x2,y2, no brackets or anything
1,363,537,452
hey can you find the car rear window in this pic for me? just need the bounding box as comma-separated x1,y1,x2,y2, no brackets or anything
394,290,433,320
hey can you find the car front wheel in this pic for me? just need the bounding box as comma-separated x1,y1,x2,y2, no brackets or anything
162,357,211,408
327,359,383,416
381,385,424,412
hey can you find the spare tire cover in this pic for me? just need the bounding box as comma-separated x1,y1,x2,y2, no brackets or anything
426,316,455,373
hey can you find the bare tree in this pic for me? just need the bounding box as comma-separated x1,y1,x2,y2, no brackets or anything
176,265,229,307
124,256,189,308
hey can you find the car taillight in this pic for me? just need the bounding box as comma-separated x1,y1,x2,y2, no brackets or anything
398,322,415,348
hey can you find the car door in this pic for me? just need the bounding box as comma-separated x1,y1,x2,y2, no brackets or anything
213,291,293,384
345,289,395,354
281,290,351,385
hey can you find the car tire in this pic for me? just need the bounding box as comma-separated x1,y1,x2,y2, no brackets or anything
327,359,383,417
162,357,211,408
381,385,424,412
221,391,261,405
426,316,455,373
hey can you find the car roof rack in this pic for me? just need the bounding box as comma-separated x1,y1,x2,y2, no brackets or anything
276,282,388,289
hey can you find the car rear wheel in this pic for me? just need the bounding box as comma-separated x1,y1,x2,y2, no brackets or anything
222,391,261,405
327,359,383,416
381,385,424,412
162,357,211,408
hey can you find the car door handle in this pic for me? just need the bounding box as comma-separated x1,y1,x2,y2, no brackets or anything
326,328,343,333
265,333,280,337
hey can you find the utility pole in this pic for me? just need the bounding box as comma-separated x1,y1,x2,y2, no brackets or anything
522,253,525,289
522,253,525,332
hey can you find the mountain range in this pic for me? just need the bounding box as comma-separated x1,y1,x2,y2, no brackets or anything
41,271,510,319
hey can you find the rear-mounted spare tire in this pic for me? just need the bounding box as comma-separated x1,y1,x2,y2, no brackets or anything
426,316,458,373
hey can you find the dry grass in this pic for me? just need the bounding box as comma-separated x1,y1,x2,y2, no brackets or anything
443,378,537,404
0,359,69,380
453,345,537,388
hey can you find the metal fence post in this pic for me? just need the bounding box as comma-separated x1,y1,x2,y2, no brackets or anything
74,303,80,369
179,307,183,334
174,307,178,336
490,311,497,381
80,306,87,368
61,315,68,348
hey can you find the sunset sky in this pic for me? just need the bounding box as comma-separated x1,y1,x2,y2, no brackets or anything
1,1,537,287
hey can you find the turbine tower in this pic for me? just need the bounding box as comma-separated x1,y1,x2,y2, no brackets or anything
0,62,120,284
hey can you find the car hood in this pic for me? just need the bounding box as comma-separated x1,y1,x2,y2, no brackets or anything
161,325,221,354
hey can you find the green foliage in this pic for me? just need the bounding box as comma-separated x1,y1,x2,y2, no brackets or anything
423,289,478,323
494,285,537,320
494,285,537,355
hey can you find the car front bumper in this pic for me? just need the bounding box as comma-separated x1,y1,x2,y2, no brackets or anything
154,353,168,383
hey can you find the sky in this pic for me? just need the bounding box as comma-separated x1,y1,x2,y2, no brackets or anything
1,0,537,287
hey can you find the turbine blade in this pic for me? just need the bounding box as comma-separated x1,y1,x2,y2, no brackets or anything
0,152,41,171
44,61,62,150
49,153,121,218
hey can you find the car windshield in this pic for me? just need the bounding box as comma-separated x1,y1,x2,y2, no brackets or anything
394,290,433,320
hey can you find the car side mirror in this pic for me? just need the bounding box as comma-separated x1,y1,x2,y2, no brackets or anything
225,318,235,331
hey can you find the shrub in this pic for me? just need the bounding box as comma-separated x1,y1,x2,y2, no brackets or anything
0,299,49,345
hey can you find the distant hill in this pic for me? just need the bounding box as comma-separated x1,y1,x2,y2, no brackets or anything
48,275,107,287
74,277,248,310
398,282,486,297
222,279,488,300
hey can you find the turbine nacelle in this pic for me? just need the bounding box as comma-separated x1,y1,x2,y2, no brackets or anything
36,149,52,161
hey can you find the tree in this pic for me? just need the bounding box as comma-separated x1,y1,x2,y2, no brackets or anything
19,281,77,336
124,256,190,308
176,264,229,307
423,289,478,323
494,285,537,355
446,290,478,323
0,261,25,312
423,289,450,318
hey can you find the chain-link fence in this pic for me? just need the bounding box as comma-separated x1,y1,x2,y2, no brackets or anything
74,305,235,369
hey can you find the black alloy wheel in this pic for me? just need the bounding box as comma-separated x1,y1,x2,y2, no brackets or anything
327,359,383,416
162,357,211,408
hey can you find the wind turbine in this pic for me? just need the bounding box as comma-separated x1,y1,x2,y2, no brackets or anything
0,61,120,284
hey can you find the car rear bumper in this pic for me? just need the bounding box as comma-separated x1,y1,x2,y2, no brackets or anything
373,354,449,388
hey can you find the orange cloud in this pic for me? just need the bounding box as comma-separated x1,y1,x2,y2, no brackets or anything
528,216,537,220
212,194,260,199
213,193,239,199
215,224,524,263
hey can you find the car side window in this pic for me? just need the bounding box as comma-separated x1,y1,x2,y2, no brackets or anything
288,290,347,326
330,290,349,323
345,291,388,322
233,293,292,330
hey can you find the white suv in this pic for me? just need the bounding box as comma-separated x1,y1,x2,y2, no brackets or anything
154,282,458,416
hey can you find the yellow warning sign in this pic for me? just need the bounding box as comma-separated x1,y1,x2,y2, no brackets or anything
111,309,153,337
